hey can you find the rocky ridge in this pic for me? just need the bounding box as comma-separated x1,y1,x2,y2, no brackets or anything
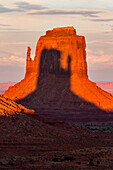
0,95,34,116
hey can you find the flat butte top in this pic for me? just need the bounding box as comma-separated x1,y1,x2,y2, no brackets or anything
45,26,77,37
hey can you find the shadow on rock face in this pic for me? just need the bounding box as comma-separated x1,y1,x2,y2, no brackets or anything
17,48,112,124
39,49,71,76
5,27,113,115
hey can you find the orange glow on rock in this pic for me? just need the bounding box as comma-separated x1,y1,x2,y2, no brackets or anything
4,27,113,111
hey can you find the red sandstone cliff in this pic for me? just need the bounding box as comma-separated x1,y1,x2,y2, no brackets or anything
4,27,113,111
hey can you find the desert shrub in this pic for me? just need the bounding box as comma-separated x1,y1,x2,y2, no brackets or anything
48,158,51,161
51,164,56,168
8,160,14,166
97,160,100,165
29,159,35,164
54,153,57,156
88,158,94,166
77,161,81,165
0,161,3,165
52,157,59,162
63,156,74,161
31,165,35,169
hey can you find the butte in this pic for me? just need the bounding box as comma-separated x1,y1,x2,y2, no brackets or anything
4,27,113,115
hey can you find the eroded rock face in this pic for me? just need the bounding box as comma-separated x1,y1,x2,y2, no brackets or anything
5,27,87,98
0,95,34,116
4,27,113,111
25,26,87,79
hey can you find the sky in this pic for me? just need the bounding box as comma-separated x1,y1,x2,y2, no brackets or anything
0,0,113,82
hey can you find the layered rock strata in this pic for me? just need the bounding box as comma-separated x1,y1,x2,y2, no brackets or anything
0,95,34,116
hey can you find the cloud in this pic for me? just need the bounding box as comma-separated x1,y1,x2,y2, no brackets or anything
0,23,21,31
87,50,113,69
0,27,22,31
0,41,34,46
103,31,113,34
87,40,101,45
0,2,102,18
0,55,25,66
87,39,113,45
0,4,12,13
27,9,102,17
90,18,113,22
104,25,113,33
88,55,113,69
0,2,47,14
0,24,11,27
14,1,47,12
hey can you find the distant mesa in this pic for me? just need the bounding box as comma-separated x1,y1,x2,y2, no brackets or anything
4,26,113,111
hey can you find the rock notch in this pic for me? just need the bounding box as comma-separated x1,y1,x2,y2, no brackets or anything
4,26,113,111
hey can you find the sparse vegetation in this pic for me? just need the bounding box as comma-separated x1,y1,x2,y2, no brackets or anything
0,114,113,169
8,160,14,166
51,164,56,168
0,161,3,165
97,160,100,165
88,158,94,166
52,157,59,162
63,155,74,161
81,123,113,133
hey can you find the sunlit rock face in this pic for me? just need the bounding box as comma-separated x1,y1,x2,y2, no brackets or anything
0,95,34,116
4,27,113,111
29,26,87,79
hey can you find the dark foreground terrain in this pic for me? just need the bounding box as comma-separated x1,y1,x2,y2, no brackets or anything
1,113,113,169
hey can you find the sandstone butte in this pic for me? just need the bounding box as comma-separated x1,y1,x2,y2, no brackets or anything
4,26,113,111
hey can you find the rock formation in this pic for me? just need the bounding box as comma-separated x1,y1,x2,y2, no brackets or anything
0,95,34,116
4,26,113,111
